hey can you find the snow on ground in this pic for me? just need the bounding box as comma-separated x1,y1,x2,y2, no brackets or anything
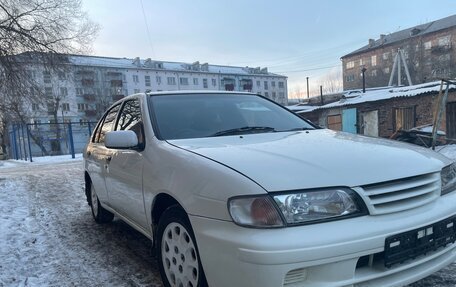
1,146,456,286
0,158,162,287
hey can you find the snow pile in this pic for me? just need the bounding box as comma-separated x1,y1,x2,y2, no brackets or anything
0,154,82,169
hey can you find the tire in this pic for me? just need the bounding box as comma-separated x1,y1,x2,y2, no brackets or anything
157,206,208,287
90,184,114,223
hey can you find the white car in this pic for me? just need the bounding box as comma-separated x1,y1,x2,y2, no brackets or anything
83,91,456,287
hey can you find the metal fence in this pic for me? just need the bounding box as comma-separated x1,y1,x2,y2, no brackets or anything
8,122,97,162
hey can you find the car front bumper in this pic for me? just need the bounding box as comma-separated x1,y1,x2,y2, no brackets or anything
190,193,456,287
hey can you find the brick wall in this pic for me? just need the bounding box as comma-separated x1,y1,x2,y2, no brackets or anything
342,27,456,90
301,90,456,138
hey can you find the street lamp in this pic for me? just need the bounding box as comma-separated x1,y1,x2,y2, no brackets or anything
361,67,367,93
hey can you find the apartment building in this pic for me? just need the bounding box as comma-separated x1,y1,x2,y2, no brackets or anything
26,54,288,125
342,14,456,90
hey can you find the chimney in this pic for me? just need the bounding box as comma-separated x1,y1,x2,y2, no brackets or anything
368,39,375,47
132,57,141,67
380,34,386,44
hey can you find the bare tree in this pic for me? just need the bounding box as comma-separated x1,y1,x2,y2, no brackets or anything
0,0,99,154
320,68,343,95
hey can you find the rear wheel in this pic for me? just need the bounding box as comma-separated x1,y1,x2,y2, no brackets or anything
90,184,114,223
157,206,207,287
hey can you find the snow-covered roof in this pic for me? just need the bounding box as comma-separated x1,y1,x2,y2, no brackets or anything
343,14,456,58
298,81,456,113
68,55,285,78
286,104,320,112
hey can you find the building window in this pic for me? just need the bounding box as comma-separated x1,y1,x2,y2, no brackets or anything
43,71,51,84
45,87,53,97
278,81,284,88
32,103,40,111
394,107,415,131
371,70,377,77
77,103,88,112
279,92,285,99
203,79,208,88
327,114,342,131
382,52,389,60
265,92,269,98
272,92,276,99
256,80,260,87
424,41,432,50
133,75,139,83
145,75,151,87
438,36,451,47
167,77,176,85
345,74,355,82
60,87,68,96
346,61,354,69
179,77,189,85
371,55,377,66
156,75,161,84
193,78,198,85
61,103,70,111
383,67,390,74
264,81,268,90
58,72,66,80
271,81,276,88
211,79,216,86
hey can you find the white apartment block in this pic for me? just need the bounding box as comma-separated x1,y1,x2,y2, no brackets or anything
25,55,288,125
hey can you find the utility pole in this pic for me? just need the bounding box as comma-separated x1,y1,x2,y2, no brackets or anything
306,77,309,99
361,67,367,93
320,85,324,105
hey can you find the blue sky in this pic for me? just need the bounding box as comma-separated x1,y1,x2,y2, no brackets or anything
82,0,455,97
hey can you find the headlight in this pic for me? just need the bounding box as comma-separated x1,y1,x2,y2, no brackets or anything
228,188,367,228
228,196,284,228
441,163,456,195
273,188,366,225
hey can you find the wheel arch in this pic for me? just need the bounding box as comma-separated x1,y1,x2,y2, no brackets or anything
151,193,186,245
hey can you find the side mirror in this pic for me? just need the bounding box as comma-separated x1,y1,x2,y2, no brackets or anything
105,130,139,149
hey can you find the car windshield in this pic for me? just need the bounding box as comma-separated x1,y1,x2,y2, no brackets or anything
149,93,314,140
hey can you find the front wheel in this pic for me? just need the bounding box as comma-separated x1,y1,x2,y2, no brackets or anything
90,184,114,223
157,206,208,287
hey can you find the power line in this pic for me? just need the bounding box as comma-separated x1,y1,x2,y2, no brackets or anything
140,0,156,58
274,64,341,74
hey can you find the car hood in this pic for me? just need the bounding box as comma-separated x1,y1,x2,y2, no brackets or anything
168,130,451,192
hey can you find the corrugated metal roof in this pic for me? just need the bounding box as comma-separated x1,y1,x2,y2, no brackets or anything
298,81,456,113
342,14,456,58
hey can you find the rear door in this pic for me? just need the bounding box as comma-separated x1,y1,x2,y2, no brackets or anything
104,98,147,230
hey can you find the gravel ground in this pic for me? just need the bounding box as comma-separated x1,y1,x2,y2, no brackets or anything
0,159,455,287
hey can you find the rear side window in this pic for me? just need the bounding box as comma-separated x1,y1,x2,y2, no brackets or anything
116,99,144,147
95,104,121,143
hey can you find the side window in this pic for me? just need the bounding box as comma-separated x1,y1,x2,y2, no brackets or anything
96,104,121,143
116,99,144,147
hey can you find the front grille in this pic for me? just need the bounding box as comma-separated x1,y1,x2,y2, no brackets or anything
361,172,440,215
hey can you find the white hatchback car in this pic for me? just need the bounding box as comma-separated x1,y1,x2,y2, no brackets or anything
84,91,456,287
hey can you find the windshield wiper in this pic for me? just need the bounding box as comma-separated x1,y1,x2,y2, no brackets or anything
210,126,276,137
278,127,314,132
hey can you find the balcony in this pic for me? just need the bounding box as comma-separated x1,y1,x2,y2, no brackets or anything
83,94,96,101
81,79,94,86
110,80,123,87
222,77,236,91
240,79,253,91
85,110,97,117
